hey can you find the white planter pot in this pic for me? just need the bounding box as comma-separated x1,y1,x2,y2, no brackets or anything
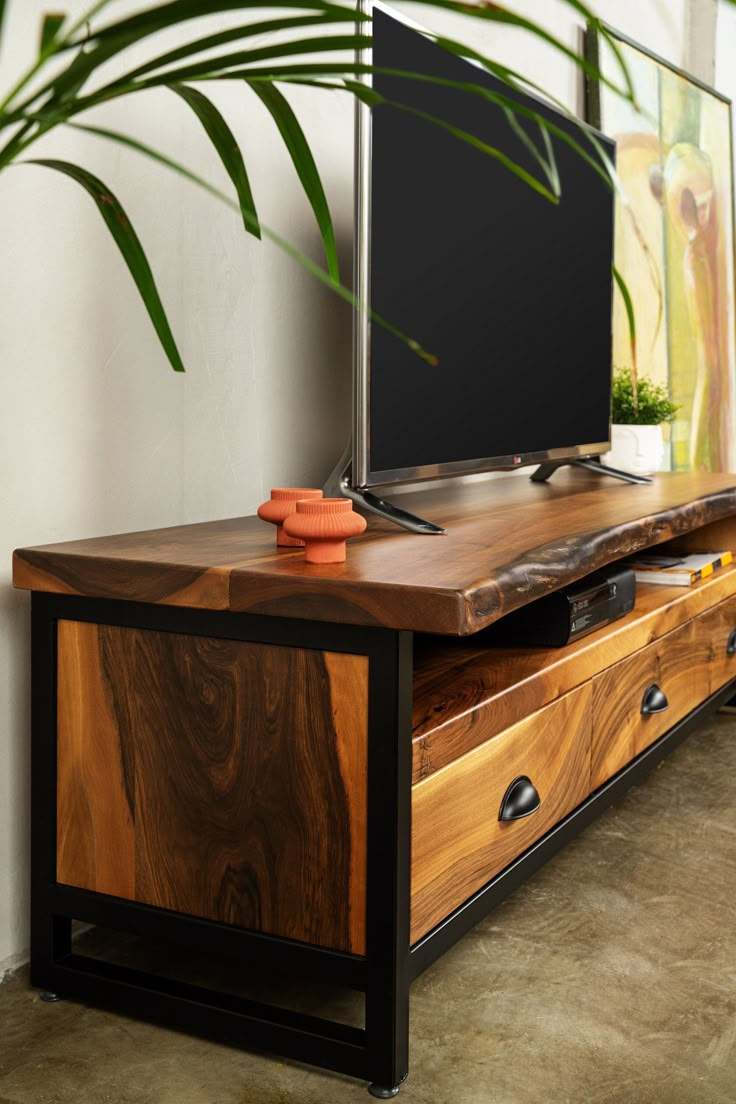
601,424,665,476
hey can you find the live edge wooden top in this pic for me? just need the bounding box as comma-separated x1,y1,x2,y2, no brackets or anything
13,470,736,636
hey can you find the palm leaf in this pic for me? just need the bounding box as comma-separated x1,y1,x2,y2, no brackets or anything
123,8,369,83
64,121,439,365
39,13,66,53
83,0,348,42
131,34,371,90
25,4,363,115
171,83,260,237
612,262,637,410
249,81,338,282
415,0,635,102
346,79,558,204
26,158,185,372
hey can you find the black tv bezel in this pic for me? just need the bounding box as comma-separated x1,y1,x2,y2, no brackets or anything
352,1,616,490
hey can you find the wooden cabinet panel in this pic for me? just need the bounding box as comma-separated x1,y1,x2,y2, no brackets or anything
411,566,736,783
699,594,736,694
591,618,712,788
57,621,368,955
411,684,591,944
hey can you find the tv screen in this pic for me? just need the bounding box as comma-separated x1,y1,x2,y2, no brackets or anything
355,6,616,487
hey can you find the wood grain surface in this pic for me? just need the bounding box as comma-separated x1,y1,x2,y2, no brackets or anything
411,564,736,782
411,684,592,943
699,594,736,694
590,617,712,788
13,471,736,635
56,621,369,954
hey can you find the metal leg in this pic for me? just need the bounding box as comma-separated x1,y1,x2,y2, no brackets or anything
531,458,652,485
368,1083,401,1098
39,991,62,1003
30,597,72,995
364,632,413,1091
324,446,445,534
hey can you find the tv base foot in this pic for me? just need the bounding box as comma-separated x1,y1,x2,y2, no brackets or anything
368,1081,402,1098
531,458,653,485
324,447,445,534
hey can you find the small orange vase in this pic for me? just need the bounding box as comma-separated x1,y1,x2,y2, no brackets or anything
257,488,323,547
282,498,367,563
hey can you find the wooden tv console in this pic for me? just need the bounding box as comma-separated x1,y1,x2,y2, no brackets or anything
14,470,736,1096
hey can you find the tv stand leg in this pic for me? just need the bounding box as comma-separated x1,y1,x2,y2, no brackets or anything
531,459,653,485
324,446,445,534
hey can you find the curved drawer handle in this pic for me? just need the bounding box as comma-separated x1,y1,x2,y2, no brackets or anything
641,683,669,715
727,629,736,656
498,775,541,822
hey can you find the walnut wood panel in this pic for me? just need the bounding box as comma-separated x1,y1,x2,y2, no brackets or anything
697,594,736,694
662,515,736,558
56,622,368,954
412,564,736,782
411,684,591,943
57,621,135,898
591,618,712,788
13,471,736,634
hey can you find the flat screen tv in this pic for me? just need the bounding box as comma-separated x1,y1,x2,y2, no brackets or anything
352,4,617,497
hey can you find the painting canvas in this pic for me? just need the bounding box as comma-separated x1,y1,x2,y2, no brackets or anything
586,26,736,472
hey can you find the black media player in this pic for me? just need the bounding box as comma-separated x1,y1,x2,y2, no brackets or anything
490,565,636,648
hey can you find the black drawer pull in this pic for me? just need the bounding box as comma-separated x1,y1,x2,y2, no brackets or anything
727,629,736,656
498,775,541,822
641,683,668,715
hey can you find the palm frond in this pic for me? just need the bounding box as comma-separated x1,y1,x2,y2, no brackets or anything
39,13,66,53
0,0,652,374
249,80,338,281
171,83,260,237
25,158,185,372
64,120,439,365
122,7,369,83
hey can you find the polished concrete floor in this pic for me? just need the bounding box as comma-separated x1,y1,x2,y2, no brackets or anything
2,713,736,1104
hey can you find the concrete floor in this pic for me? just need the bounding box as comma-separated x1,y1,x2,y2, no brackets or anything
2,714,736,1104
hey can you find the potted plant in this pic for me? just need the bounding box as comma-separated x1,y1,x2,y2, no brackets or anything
602,366,679,474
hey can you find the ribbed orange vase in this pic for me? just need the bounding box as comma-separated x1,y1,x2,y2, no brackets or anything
257,488,323,547
282,498,367,563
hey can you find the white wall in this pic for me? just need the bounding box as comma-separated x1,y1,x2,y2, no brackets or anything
716,2,736,114
0,0,701,968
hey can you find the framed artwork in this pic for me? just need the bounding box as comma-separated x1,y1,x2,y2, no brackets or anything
585,24,736,472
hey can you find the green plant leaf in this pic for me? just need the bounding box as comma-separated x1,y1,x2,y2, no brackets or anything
63,121,439,365
122,8,369,83
131,33,371,89
611,367,678,425
612,263,637,412
171,83,260,238
348,83,559,204
249,80,338,282
26,4,365,115
25,159,185,372
410,0,634,102
40,12,66,54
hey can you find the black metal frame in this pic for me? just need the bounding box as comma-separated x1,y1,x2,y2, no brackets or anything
30,590,736,1093
30,592,412,1091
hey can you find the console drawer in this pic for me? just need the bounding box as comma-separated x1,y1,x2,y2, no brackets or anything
411,683,591,944
591,617,712,788
699,593,736,693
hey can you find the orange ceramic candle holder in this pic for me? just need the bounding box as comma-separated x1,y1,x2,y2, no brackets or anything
257,488,323,547
282,498,367,563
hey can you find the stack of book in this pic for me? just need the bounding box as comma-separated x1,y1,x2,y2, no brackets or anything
622,550,733,586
